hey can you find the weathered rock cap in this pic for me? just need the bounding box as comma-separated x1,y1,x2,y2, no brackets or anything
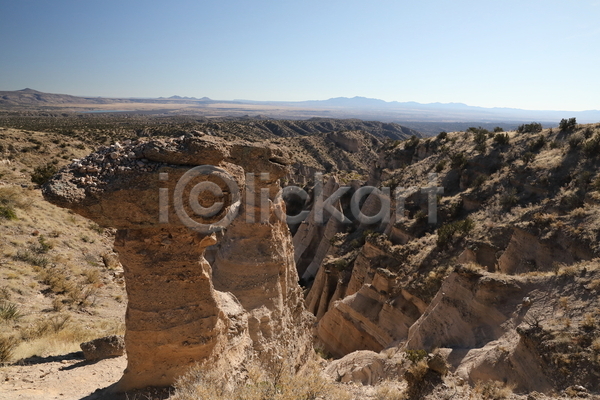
42,134,290,229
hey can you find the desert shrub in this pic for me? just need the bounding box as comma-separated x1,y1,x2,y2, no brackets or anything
0,301,22,323
559,117,577,132
529,134,546,151
467,126,490,135
583,134,600,156
374,382,404,400
0,205,17,220
33,235,53,254
594,176,600,192
450,153,468,169
592,337,600,352
576,171,592,190
500,188,518,209
475,141,487,154
568,133,584,150
0,185,29,219
0,335,18,363
171,358,351,400
522,152,536,165
561,191,582,210
405,349,428,363
493,133,510,145
30,163,58,185
549,140,561,149
517,122,543,133
474,131,487,145
20,314,71,341
435,160,447,172
14,249,49,268
437,218,474,247
88,222,104,234
472,174,488,188
582,313,596,330
583,126,594,139
437,131,447,140
405,135,420,149
493,126,504,132
83,268,101,284
474,380,513,400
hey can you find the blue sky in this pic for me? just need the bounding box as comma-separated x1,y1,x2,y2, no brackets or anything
1,0,599,111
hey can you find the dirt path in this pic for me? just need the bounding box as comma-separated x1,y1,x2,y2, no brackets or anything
0,352,126,400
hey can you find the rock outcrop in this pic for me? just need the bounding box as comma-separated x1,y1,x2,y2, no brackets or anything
43,134,313,391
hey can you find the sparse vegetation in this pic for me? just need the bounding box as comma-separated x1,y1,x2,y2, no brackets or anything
435,159,447,172
30,163,58,185
450,152,467,169
517,122,543,133
493,132,509,145
0,301,22,323
473,380,513,400
0,335,18,363
171,358,352,400
559,117,577,132
437,218,474,247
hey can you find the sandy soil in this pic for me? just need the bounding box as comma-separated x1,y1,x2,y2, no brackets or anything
0,353,126,400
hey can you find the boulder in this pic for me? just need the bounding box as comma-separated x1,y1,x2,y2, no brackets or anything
80,335,125,361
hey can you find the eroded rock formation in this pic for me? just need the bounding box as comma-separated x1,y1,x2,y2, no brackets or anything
43,134,313,391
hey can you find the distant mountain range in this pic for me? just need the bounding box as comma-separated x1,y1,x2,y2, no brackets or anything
1,89,599,126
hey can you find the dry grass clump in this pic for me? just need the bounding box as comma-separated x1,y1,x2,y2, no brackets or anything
589,279,600,291
171,357,352,400
557,264,578,277
374,381,404,400
0,335,18,363
0,185,30,210
473,380,513,400
591,337,600,353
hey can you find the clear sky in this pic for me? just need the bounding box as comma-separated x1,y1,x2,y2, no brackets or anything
1,0,599,111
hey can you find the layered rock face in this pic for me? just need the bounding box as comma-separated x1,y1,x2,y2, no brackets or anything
43,134,313,391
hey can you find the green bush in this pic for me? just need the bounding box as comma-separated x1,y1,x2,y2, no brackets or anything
529,134,546,152
467,126,490,135
450,153,468,169
405,135,420,149
559,117,577,132
405,349,428,363
522,152,536,164
437,131,448,140
435,160,447,173
583,134,600,157
0,205,17,221
473,132,487,153
31,163,58,185
437,218,474,247
493,127,504,132
493,133,510,145
517,122,543,134
568,134,584,150
500,188,518,209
